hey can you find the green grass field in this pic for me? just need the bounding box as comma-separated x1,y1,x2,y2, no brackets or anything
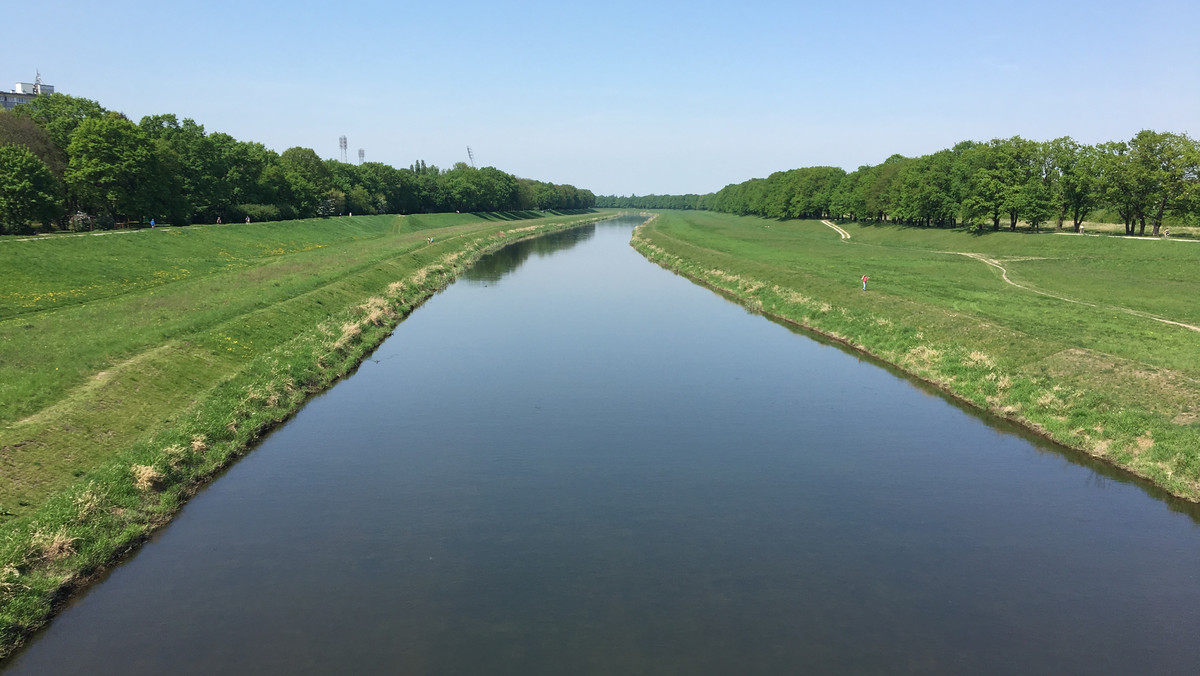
633,210,1200,501
0,210,606,657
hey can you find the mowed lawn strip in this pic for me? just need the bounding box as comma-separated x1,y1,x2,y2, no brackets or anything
633,211,1200,500
1,214,493,423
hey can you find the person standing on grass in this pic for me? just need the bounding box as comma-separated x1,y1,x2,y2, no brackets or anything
862,274,869,291
245,215,251,224
1164,228,1170,238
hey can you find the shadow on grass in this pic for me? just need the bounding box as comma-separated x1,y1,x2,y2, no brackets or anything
472,211,543,221
471,209,597,220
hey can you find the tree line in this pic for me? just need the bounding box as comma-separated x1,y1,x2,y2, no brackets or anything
598,132,1200,235
0,93,595,234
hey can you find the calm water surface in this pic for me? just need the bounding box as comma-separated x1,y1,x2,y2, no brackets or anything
6,216,1199,674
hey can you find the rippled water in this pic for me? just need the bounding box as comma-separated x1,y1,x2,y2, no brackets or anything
6,215,1199,675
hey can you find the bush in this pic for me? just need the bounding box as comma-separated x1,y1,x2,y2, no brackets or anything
229,204,283,223
68,211,93,232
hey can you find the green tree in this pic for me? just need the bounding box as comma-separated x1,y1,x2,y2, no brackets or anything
277,147,332,217
65,114,164,223
961,139,1029,230
139,114,238,223
0,145,62,234
1050,138,1100,231
10,93,105,153
1128,130,1198,235
316,188,346,217
345,186,375,215
222,138,277,211
864,156,907,222
1095,141,1138,234
894,152,955,227
478,166,520,210
0,109,67,177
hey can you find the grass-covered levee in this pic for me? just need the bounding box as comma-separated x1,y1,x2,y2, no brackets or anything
632,210,1200,502
0,210,611,659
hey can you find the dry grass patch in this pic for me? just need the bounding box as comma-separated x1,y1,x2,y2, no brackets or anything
1036,387,1065,409
32,527,77,562
332,321,362,351
1039,348,1200,419
359,296,397,327
73,485,103,521
964,351,995,369
772,286,813,307
163,444,188,471
906,345,942,370
0,564,19,598
190,434,208,454
1172,412,1199,425
131,464,164,491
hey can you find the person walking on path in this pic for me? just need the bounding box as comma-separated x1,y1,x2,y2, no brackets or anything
861,274,869,291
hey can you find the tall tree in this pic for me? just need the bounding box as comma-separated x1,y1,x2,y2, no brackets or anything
1095,141,1138,234
1050,138,1100,231
10,93,105,153
277,147,332,217
65,114,163,224
0,145,62,234
1128,130,1198,235
0,109,67,177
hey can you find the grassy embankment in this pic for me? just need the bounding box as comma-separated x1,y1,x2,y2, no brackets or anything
0,209,608,658
633,210,1200,500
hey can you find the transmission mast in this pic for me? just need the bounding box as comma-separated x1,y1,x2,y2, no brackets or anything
339,135,348,163
466,146,476,167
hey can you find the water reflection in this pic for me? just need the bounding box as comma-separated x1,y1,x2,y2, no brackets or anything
463,225,596,284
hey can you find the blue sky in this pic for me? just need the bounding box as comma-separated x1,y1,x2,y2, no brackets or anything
7,0,1198,195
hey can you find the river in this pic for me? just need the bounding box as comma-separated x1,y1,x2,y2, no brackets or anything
5,215,1199,674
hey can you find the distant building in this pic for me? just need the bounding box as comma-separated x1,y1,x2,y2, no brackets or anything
2,73,55,111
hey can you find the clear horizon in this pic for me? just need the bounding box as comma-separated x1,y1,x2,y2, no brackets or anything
9,0,1198,196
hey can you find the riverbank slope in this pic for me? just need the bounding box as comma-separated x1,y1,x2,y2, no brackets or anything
0,210,610,658
632,211,1200,502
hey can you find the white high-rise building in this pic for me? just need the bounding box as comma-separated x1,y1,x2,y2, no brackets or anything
2,73,55,111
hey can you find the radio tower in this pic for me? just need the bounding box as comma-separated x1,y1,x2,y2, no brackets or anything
339,136,348,163
466,146,476,168
358,148,365,164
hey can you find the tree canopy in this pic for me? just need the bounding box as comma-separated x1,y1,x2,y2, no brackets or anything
2,94,594,232
598,131,1200,234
